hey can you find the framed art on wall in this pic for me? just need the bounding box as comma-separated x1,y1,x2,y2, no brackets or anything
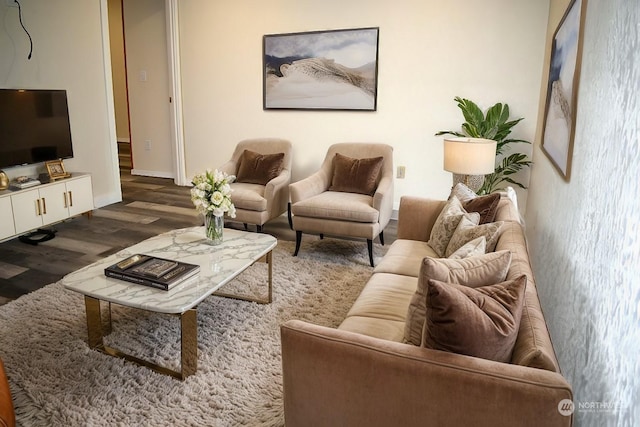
263,27,379,111
541,0,587,180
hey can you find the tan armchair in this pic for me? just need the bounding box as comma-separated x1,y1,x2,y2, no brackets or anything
218,138,292,232
289,143,394,267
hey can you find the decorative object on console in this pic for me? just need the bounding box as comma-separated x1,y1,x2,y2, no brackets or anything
541,0,587,181
443,137,497,192
0,171,8,190
45,159,70,181
436,96,532,194
190,169,236,245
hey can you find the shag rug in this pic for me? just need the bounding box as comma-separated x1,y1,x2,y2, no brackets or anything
0,238,385,426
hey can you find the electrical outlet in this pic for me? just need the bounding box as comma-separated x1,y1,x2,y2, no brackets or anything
144,140,151,151
396,166,406,179
6,0,18,7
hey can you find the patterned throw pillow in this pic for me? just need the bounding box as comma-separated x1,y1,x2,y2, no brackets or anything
427,197,477,257
450,183,501,224
422,275,527,363
445,215,504,257
447,236,486,259
449,182,477,203
403,251,512,346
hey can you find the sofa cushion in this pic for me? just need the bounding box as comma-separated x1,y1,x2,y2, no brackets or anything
427,196,469,257
236,149,285,185
447,236,486,259
340,273,417,342
291,191,379,223
445,216,504,257
373,240,438,277
403,251,512,346
422,275,527,363
329,153,383,196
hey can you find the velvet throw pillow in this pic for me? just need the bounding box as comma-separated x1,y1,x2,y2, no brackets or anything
422,275,527,363
328,153,384,196
449,183,501,225
463,193,501,224
403,251,512,346
236,149,285,185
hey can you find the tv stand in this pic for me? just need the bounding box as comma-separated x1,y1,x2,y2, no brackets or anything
0,173,94,242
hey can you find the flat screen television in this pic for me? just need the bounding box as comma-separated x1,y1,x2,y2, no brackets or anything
0,88,74,169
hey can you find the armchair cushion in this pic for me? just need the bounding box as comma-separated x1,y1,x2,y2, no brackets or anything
236,149,285,185
423,275,527,363
329,153,383,196
229,182,267,211
291,192,380,223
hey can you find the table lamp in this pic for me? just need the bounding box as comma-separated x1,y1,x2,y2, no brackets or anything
443,137,497,191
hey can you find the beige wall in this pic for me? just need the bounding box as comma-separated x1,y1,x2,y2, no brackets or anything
0,0,120,207
526,0,640,424
177,0,549,211
107,0,130,142
123,0,174,178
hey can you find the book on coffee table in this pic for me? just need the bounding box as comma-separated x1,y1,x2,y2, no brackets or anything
104,254,200,291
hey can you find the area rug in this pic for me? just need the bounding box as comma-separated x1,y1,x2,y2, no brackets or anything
0,238,385,426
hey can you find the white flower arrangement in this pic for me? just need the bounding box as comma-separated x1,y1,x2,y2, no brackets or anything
190,169,236,218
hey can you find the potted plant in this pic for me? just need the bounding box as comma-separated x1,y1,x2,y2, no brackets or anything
436,96,532,194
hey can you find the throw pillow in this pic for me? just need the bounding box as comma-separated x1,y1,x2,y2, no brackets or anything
447,236,486,259
329,153,384,196
448,182,477,203
445,216,504,257
236,150,285,185
463,193,501,224
403,251,512,346
427,196,475,257
422,275,527,363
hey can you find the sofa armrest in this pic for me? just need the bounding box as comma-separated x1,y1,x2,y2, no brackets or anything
0,359,15,427
281,320,573,427
289,171,330,204
396,196,446,241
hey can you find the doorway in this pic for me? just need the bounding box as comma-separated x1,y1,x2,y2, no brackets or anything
107,0,176,179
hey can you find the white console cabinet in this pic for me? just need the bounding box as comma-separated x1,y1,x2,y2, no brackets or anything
0,173,94,241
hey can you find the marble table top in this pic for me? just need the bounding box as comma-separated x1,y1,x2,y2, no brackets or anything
62,227,277,314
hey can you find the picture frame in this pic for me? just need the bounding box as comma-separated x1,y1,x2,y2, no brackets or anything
541,0,587,181
45,159,69,180
263,27,379,111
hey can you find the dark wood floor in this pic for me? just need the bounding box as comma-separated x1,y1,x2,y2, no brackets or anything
0,171,396,306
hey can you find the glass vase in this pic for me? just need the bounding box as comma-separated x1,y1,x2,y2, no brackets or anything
204,213,224,245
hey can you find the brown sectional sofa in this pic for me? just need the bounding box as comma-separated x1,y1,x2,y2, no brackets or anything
281,195,573,427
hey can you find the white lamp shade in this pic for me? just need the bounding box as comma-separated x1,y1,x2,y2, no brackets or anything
443,137,497,175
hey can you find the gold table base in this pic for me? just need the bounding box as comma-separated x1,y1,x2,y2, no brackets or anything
83,251,273,380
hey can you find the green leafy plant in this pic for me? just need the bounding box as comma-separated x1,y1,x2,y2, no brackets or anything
435,96,532,194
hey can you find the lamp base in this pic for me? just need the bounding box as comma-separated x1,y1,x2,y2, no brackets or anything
452,173,484,193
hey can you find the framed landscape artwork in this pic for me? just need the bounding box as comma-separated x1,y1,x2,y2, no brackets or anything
263,27,379,111
541,0,587,180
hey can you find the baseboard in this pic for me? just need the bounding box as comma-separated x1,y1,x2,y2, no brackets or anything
130,169,175,179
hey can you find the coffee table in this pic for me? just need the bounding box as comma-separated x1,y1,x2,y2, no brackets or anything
62,226,277,380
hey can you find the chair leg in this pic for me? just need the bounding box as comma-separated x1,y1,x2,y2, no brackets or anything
367,239,374,267
293,231,302,256
287,202,293,230
243,223,248,231
319,234,324,240
257,225,263,233
379,231,385,246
